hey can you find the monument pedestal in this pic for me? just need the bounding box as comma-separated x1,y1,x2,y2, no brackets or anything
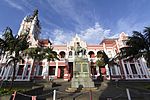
70,57,95,90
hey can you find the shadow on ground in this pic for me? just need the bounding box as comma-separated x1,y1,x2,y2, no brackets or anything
98,80,150,100
2,79,150,100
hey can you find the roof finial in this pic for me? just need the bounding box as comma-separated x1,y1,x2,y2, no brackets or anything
33,9,38,18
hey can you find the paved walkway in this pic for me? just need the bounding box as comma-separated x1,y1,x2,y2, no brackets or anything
42,79,150,100
1,79,150,100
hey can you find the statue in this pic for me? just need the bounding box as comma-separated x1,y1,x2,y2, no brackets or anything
66,42,96,92
75,42,86,56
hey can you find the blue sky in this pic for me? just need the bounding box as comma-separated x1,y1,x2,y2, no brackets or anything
0,0,150,44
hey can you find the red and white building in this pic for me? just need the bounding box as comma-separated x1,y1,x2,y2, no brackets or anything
0,11,150,81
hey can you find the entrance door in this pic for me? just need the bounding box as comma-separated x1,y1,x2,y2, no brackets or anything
68,62,73,78
49,66,55,75
59,67,64,78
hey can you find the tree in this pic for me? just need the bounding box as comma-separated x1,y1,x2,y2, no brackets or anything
43,47,59,81
43,47,59,62
0,27,29,89
120,27,150,67
96,51,118,81
96,51,109,80
24,46,59,80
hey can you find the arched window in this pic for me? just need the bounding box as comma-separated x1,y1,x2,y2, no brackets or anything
69,51,72,56
59,51,66,58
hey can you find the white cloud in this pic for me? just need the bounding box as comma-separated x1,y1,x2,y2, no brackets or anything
51,29,73,44
48,22,111,44
116,16,149,36
4,0,24,11
79,22,111,44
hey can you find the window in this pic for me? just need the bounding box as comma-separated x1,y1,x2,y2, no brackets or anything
49,67,55,75
111,67,116,75
130,64,137,74
69,51,72,56
124,64,129,74
38,66,43,75
17,65,24,75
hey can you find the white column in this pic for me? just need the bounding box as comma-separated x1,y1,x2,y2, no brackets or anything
55,60,58,77
42,61,49,78
22,57,28,79
127,62,133,78
140,58,149,78
28,59,34,80
117,66,121,75
103,43,107,52
110,67,113,75
22,64,28,79
121,60,127,78
143,61,150,78
135,62,141,78
139,58,147,78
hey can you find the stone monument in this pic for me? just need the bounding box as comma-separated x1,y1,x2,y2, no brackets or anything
67,43,95,91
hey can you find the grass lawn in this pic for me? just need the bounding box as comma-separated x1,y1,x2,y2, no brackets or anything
0,87,32,96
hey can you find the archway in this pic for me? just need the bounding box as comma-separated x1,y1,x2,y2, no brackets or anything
69,51,72,56
59,51,66,58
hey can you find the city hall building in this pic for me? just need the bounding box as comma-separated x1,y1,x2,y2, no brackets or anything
0,11,150,81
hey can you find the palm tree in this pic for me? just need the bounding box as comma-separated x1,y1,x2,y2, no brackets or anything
25,47,44,62
43,47,59,81
120,27,150,67
43,47,59,62
24,46,59,81
96,51,109,80
24,47,44,79
96,51,118,81
0,27,29,89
